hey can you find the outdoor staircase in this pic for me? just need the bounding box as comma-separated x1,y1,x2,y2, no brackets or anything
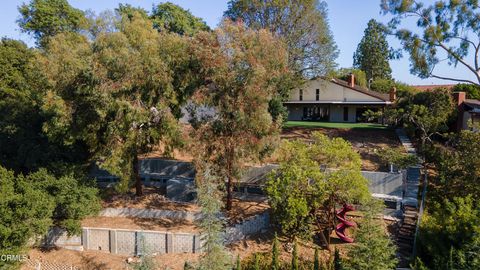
395,129,423,269
396,206,418,267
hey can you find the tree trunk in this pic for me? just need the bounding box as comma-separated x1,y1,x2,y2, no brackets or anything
226,175,233,211
226,146,235,211
133,154,143,197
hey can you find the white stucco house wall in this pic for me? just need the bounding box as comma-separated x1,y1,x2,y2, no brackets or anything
284,75,395,123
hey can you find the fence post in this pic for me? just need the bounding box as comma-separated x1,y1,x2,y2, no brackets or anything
166,233,173,254
109,230,117,254
82,228,89,251
412,169,428,259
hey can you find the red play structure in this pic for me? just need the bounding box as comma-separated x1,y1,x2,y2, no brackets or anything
335,204,356,243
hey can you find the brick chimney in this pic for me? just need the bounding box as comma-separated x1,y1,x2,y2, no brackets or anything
389,87,397,102
347,73,355,87
453,91,466,106
453,92,466,132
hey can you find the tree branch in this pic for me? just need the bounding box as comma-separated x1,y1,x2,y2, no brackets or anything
429,73,478,85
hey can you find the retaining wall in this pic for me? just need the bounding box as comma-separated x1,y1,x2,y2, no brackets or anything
44,210,270,255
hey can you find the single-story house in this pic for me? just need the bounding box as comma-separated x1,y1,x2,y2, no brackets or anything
284,74,395,123
454,92,480,131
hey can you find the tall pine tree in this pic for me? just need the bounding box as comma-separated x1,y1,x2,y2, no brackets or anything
271,234,280,270
353,19,392,82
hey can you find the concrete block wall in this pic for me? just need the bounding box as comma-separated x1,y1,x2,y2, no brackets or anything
44,211,269,255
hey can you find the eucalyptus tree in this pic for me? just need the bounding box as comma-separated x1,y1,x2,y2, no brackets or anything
189,20,291,210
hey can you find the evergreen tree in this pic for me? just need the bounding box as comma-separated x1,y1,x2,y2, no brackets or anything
235,255,242,270
353,19,392,81
254,253,260,270
314,248,320,270
345,199,398,270
291,241,299,270
271,234,280,270
196,164,232,270
333,248,343,270
266,134,370,243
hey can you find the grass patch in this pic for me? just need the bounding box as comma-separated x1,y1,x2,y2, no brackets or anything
284,121,388,130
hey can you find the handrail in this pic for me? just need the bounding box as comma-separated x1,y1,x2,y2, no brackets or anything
412,168,428,260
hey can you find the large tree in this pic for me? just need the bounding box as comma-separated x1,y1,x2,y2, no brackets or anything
0,38,90,175
353,19,392,81
224,0,338,79
381,0,480,85
39,13,193,196
151,2,210,35
18,0,86,47
189,20,291,210
266,133,370,247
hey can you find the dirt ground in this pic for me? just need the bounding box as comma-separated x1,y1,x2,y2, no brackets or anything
21,233,350,270
102,187,269,223
81,216,199,233
23,248,201,270
226,197,270,224
281,127,402,171
102,187,200,212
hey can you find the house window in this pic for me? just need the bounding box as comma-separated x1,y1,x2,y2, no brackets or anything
316,89,319,101
299,89,303,101
343,107,349,122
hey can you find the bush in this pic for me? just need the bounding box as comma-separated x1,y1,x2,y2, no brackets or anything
376,147,419,170
418,196,480,269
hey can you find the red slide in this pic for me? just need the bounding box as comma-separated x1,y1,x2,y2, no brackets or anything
335,204,356,243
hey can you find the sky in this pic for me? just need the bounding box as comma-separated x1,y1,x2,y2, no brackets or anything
0,0,476,86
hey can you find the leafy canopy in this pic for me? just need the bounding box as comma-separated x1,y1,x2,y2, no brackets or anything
39,13,193,195
382,0,480,85
0,38,90,175
452,83,480,100
151,2,210,35
418,196,480,270
18,0,86,47
224,0,338,79
266,133,370,239
0,166,100,269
